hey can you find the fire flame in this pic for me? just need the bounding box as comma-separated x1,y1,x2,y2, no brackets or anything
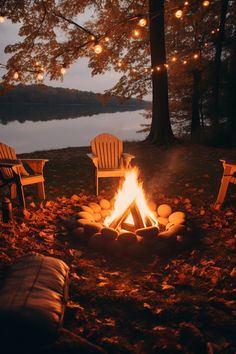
104,167,157,228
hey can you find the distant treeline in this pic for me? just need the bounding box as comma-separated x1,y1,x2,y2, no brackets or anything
0,84,149,124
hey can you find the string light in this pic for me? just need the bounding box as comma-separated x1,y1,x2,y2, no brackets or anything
132,29,140,37
2,3,215,84
13,72,19,80
175,10,183,19
138,18,147,27
94,44,103,54
60,67,66,75
37,73,44,81
202,1,210,6
0,16,6,23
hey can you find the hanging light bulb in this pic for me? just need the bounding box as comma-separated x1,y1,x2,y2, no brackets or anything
171,57,177,62
60,67,66,75
202,1,210,6
40,66,45,72
183,60,187,65
35,61,41,66
0,16,6,23
193,54,199,59
104,37,110,42
138,18,147,27
164,63,169,69
144,68,148,73
90,35,95,41
13,72,19,80
175,10,183,18
37,73,44,81
184,1,189,5
117,61,122,67
132,29,140,37
156,66,161,71
94,44,103,54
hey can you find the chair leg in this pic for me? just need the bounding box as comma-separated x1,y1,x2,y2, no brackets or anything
37,182,46,200
215,175,231,207
10,184,17,199
16,183,26,209
96,174,99,196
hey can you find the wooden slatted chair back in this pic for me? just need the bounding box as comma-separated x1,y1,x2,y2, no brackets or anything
91,134,123,169
0,143,17,180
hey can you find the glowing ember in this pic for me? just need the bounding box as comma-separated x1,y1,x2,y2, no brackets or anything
104,167,157,230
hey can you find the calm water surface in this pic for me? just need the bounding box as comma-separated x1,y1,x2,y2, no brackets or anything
0,110,147,153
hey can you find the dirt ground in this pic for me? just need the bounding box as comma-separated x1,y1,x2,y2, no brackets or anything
0,142,235,353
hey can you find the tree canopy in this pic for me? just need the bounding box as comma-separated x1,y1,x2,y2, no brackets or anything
0,0,235,145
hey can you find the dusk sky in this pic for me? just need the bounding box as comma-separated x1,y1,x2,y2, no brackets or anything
0,18,122,93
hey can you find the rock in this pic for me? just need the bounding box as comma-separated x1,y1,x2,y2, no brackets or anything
148,201,157,212
165,222,175,230
136,226,159,239
77,218,91,226
169,211,186,224
88,233,104,251
105,240,122,254
70,227,85,243
84,222,103,236
80,205,94,214
117,232,137,244
158,224,186,239
99,199,111,210
172,218,186,225
101,227,119,241
101,209,112,218
93,213,102,222
157,217,169,226
157,204,172,218
71,227,85,237
77,211,94,221
88,202,102,213
71,194,80,202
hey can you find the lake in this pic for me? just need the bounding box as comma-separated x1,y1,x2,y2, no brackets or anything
0,109,147,153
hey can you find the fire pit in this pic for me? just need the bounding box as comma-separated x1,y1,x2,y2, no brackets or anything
73,167,190,256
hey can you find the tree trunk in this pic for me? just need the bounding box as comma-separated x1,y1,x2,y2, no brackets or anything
227,39,236,145
146,0,176,144
191,69,201,139
212,0,229,127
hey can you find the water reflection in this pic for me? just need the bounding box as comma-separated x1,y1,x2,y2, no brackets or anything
0,110,147,153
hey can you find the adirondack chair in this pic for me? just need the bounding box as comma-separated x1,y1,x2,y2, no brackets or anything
214,159,236,208
0,142,48,209
88,133,135,195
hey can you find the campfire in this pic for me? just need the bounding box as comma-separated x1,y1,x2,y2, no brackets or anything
104,167,157,232
72,166,189,256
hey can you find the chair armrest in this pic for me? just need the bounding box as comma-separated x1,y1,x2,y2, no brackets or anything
87,154,98,168
122,153,135,168
0,162,22,175
20,159,49,174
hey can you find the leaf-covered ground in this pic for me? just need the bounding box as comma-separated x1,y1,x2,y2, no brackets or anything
0,142,235,353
